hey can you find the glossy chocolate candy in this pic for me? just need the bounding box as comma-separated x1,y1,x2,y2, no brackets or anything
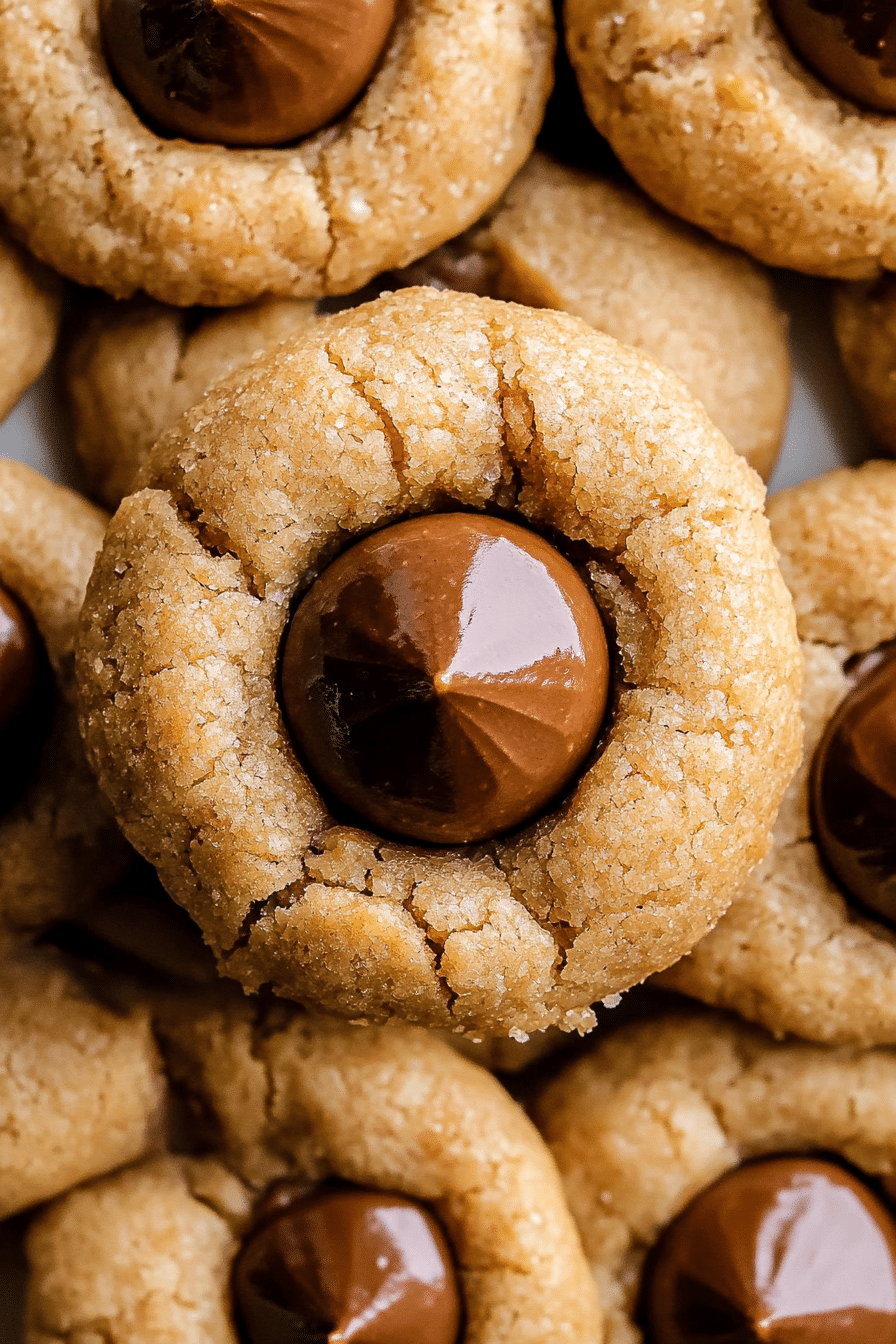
100,0,396,146
775,0,896,112
280,513,610,845
645,1156,896,1343
0,583,51,817
811,647,896,925
233,1181,462,1344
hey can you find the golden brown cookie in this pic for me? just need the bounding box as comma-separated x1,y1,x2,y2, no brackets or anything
67,296,318,509
75,287,802,1037
661,461,896,1046
0,459,130,952
0,0,553,306
0,230,61,422
534,1010,896,1344
25,1001,602,1344
473,154,790,481
834,276,896,454
0,946,165,1218
566,0,896,278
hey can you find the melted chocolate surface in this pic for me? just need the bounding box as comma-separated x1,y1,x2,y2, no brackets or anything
280,513,610,844
645,1156,896,1343
233,1181,462,1344
0,584,53,818
775,0,896,111
100,0,396,146
811,647,896,924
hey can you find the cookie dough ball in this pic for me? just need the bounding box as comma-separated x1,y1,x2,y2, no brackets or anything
534,1011,896,1343
477,154,790,481
0,0,553,305
834,276,896,454
0,947,166,1218
0,459,131,952
75,287,802,1037
0,230,61,422
566,0,896,277
67,296,318,509
26,1003,602,1344
661,461,896,1047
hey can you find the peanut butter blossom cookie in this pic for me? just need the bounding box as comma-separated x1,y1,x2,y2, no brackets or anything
534,1011,896,1343
24,999,602,1344
0,0,552,305
75,288,802,1037
0,459,130,953
566,0,896,276
834,275,896,455
0,229,61,422
662,461,896,1046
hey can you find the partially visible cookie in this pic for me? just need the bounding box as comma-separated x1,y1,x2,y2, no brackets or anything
0,947,165,1218
834,277,896,455
25,1000,602,1344
661,462,896,1046
0,230,60,422
534,1011,896,1344
67,297,318,509
476,154,790,481
0,459,130,952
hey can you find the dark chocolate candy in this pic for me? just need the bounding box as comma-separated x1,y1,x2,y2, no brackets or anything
775,0,896,111
0,583,52,817
645,1156,896,1343
233,1181,461,1344
280,513,610,844
100,0,396,146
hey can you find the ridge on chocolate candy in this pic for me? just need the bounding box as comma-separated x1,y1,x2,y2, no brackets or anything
644,1156,896,1343
0,582,52,817
99,0,397,147
233,1180,462,1344
774,0,896,112
279,513,611,845
811,646,896,926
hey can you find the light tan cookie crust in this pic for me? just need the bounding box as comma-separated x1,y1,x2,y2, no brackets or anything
566,0,896,278
478,154,790,480
534,1011,896,1344
67,296,318,509
834,277,896,454
0,230,60,422
661,461,896,1046
0,0,553,306
75,288,802,1036
0,947,165,1219
25,1006,602,1344
0,459,130,952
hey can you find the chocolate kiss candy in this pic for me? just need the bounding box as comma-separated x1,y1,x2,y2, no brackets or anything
646,1156,896,1343
100,0,397,147
0,582,53,818
280,513,611,845
811,648,896,925
774,0,896,112
232,1182,462,1344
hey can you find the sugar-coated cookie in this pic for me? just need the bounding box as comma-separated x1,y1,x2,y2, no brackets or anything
25,998,601,1344
662,462,896,1046
567,0,896,278
0,947,165,1218
0,0,553,305
0,459,130,952
535,1010,896,1344
75,287,802,1037
0,229,60,421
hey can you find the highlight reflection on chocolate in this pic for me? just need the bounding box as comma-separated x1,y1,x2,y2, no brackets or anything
233,1181,462,1344
811,648,896,925
280,513,610,845
774,0,896,112
645,1156,896,1343
100,0,396,146
0,583,51,817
